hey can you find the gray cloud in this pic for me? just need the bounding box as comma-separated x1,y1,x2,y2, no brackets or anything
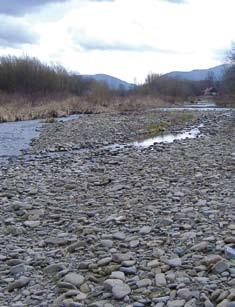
76,38,181,54
0,16,39,47
0,0,69,16
164,0,186,3
80,41,157,52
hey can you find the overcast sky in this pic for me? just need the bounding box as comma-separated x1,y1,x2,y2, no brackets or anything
0,0,234,83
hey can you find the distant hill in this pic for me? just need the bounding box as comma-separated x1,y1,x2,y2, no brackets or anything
81,74,134,90
164,64,230,81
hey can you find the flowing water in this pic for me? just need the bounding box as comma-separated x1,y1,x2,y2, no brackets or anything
133,125,203,148
0,120,41,157
0,114,82,158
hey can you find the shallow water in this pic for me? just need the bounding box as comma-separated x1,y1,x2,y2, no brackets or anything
133,125,203,148
0,119,41,157
0,114,82,158
157,102,231,112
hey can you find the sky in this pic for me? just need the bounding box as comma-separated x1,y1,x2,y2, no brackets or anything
0,0,234,83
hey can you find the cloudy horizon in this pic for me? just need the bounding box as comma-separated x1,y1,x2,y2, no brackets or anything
0,0,234,83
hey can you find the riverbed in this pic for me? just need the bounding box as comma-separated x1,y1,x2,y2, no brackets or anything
0,103,231,159
0,106,234,307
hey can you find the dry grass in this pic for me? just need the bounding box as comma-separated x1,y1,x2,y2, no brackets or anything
214,95,235,107
0,93,171,123
0,95,107,123
109,95,173,112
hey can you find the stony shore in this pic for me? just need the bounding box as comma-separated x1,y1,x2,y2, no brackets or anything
0,109,234,307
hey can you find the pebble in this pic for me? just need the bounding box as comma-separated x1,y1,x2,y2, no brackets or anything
103,279,124,291
167,258,182,267
64,273,85,287
23,220,40,227
112,283,131,299
136,278,152,288
177,288,192,300
155,273,167,287
110,271,126,281
112,232,126,240
212,260,229,274
167,300,186,307
8,277,30,292
139,226,152,234
191,241,209,251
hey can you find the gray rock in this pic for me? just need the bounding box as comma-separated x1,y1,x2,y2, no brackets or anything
119,266,137,274
57,281,77,290
8,276,30,291
225,246,235,260
112,253,131,263
104,279,124,291
212,260,229,274
44,263,66,275
136,278,152,288
139,226,152,234
64,272,85,287
100,240,113,248
147,259,160,268
110,271,125,281
10,264,26,275
191,241,209,251
167,258,182,267
155,273,167,287
23,220,40,227
177,288,192,300
112,232,126,240
97,257,112,266
167,300,186,307
112,283,131,299
217,300,232,307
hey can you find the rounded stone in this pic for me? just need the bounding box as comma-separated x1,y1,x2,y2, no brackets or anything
64,273,85,287
112,283,131,300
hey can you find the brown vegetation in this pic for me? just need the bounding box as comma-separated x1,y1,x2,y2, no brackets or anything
218,42,235,105
0,93,169,123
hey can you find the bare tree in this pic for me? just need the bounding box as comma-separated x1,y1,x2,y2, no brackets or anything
228,42,235,64
222,43,235,95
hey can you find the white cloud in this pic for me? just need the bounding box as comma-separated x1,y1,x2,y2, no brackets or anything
0,0,234,82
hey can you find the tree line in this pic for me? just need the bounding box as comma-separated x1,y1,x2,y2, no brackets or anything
0,55,95,96
0,44,234,103
222,43,235,95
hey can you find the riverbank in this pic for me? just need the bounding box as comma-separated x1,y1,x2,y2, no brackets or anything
0,94,170,123
0,109,234,307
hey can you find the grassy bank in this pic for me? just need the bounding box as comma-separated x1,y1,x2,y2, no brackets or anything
142,111,197,138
